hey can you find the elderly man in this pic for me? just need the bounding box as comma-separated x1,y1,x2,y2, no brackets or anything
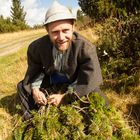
17,1,108,120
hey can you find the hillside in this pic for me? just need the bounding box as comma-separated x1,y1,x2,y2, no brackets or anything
0,28,139,139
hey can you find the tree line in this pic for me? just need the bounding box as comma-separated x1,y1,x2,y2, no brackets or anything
78,0,140,20
0,0,29,33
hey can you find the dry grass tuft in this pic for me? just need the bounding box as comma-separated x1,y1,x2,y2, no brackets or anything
0,108,12,140
105,86,140,134
106,90,139,113
0,50,27,95
78,27,99,43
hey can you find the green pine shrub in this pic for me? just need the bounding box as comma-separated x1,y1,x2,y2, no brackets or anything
12,93,139,140
97,14,140,93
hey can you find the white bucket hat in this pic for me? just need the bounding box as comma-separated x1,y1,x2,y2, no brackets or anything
44,1,76,25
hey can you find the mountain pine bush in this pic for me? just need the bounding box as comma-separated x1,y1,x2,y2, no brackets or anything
97,14,140,93
12,93,139,140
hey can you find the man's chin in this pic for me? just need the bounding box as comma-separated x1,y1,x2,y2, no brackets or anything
56,43,70,52
57,46,68,52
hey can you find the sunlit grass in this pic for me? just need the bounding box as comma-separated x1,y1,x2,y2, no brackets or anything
106,88,139,113
0,48,27,95
0,28,46,44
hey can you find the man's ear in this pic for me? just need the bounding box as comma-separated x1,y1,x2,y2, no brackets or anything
71,23,75,33
44,25,49,32
72,25,75,32
71,20,75,32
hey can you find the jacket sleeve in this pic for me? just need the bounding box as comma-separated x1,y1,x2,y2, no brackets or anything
31,72,45,89
74,43,103,97
23,43,44,94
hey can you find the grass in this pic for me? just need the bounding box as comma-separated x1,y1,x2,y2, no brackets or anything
0,47,27,140
0,29,46,44
0,28,139,139
105,87,140,134
0,29,46,139
77,24,101,44
0,108,12,140
0,48,27,95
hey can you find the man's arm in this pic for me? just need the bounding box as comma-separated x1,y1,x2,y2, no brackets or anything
75,44,103,96
31,72,45,89
23,43,47,105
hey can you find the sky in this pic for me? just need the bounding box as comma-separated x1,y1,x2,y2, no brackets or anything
0,0,79,27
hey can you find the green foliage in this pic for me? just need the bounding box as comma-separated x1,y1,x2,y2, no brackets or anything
77,9,85,22
78,0,140,93
0,15,29,33
0,0,29,33
11,0,27,29
78,0,140,20
12,93,139,140
97,14,140,92
78,0,100,20
0,16,16,32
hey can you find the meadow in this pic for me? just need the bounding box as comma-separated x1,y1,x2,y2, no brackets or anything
0,27,139,139
0,29,46,139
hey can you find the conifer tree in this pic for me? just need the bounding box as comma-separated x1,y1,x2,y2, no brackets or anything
11,0,27,29
78,0,140,20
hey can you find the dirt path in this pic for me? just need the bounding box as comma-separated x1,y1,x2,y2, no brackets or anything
0,29,46,57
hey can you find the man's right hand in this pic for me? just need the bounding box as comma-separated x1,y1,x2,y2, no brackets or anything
32,88,47,105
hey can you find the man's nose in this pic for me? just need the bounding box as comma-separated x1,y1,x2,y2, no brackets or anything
58,32,65,41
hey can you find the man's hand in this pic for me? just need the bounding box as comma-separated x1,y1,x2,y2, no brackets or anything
32,88,47,105
47,94,65,106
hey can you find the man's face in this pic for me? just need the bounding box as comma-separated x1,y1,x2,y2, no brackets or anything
47,20,74,52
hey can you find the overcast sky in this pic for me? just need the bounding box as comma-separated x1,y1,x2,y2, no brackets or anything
0,0,79,26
